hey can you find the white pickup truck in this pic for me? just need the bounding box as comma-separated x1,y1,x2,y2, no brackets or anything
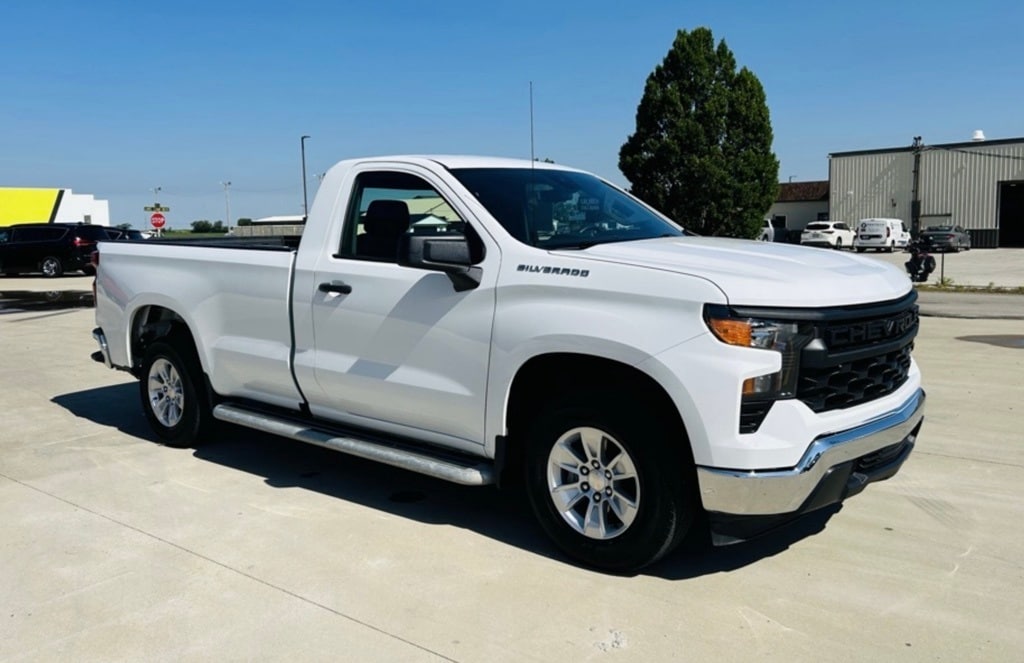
92,156,925,572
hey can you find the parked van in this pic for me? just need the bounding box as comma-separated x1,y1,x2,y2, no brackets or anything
854,218,910,253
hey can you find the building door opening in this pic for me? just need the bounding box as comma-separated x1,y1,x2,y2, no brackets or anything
999,181,1024,247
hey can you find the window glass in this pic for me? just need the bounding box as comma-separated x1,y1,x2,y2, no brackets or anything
16,228,47,241
450,168,684,249
339,171,466,262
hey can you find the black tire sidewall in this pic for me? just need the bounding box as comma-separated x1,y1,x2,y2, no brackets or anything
524,401,692,573
139,340,206,448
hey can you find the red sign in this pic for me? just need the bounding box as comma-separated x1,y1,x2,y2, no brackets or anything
150,212,166,229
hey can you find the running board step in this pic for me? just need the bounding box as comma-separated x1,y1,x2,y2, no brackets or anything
212,403,495,486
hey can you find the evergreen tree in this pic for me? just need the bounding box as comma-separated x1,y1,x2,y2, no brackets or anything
619,27,779,238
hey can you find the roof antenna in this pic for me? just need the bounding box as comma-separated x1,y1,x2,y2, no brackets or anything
529,81,535,164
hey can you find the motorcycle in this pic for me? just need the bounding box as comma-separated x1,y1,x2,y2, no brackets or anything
905,240,936,283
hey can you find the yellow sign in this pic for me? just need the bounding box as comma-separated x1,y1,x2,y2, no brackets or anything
0,188,63,225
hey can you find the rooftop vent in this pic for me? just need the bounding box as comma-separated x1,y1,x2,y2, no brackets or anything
971,129,986,141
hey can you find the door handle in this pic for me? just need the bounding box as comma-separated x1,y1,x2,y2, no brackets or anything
318,281,352,294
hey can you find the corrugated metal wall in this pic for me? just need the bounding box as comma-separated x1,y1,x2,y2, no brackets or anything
831,140,1024,247
829,151,914,225
920,142,1024,244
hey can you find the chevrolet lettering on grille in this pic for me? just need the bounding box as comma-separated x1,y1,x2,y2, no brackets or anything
825,309,918,348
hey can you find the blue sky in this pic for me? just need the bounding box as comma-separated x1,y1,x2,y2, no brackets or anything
2,0,1022,228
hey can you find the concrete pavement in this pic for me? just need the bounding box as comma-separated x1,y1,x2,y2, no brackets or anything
856,247,1024,289
1,284,1023,660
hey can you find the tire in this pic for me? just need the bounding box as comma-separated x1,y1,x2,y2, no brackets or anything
887,242,895,253
139,336,213,448
81,265,96,276
834,237,843,250
524,396,694,573
41,256,64,277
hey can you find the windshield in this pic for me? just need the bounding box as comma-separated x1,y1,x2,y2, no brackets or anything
926,226,952,232
805,223,831,231
449,167,685,249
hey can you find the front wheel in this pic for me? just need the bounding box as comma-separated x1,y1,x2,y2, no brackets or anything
524,398,694,573
139,337,213,448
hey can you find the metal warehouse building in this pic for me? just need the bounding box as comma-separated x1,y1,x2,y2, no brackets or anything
828,136,1024,248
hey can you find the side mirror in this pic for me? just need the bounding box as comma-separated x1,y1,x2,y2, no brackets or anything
398,234,482,292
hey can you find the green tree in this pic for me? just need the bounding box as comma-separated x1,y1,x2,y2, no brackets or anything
191,220,213,233
236,218,253,227
619,27,779,238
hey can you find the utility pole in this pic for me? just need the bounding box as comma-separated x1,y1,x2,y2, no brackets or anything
911,136,923,238
222,181,232,228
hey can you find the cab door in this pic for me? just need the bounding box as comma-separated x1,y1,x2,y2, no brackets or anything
292,165,499,452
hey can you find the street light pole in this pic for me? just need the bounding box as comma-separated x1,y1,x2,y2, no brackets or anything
222,181,232,228
300,135,310,220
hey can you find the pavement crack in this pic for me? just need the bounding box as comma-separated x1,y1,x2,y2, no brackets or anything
0,471,458,663
913,449,1024,469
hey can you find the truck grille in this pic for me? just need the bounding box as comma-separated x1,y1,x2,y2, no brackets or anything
795,297,918,413
798,343,913,412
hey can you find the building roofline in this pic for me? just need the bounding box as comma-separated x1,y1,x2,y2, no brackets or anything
829,136,1024,158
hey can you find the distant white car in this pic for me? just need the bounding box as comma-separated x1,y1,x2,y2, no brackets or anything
800,221,855,249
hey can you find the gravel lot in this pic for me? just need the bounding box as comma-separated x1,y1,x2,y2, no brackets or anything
1,267,1023,661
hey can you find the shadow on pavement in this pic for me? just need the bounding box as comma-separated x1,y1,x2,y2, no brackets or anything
52,382,152,439
52,382,842,578
647,506,841,580
0,289,94,313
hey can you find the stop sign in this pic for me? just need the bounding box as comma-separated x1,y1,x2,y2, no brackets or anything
150,212,166,229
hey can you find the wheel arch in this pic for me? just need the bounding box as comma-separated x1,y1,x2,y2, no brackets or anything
500,352,693,487
128,305,198,376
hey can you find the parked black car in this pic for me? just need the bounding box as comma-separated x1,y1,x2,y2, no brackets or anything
105,228,148,241
0,222,111,277
920,225,971,252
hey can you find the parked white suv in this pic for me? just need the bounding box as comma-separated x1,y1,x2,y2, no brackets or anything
800,221,855,249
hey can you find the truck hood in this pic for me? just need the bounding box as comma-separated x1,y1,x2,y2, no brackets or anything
558,236,911,307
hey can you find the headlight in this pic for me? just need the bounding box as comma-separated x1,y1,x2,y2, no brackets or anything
704,305,808,399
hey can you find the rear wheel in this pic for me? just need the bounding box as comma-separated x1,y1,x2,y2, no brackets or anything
139,336,214,448
41,256,63,277
834,237,844,250
524,396,694,573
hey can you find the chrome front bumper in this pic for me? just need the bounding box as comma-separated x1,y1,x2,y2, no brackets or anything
697,389,925,516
